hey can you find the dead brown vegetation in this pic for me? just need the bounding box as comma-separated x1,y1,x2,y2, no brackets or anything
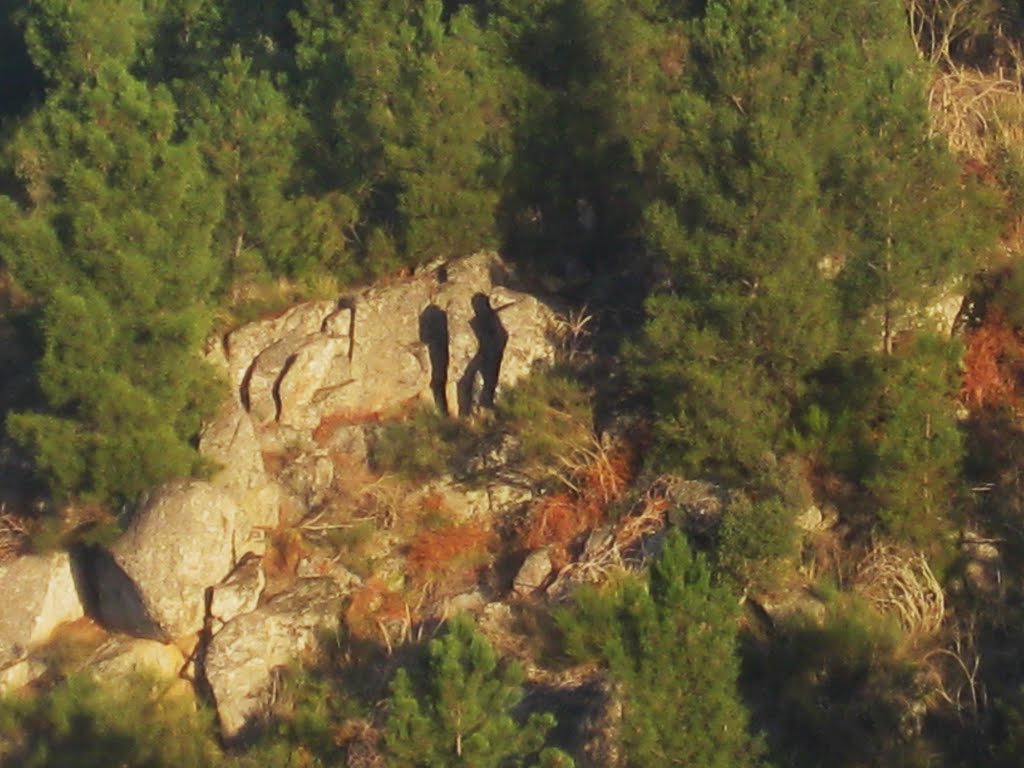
961,309,1024,411
520,447,634,564
406,521,494,583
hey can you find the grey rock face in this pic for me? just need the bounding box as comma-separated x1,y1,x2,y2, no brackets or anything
0,552,84,669
203,578,346,741
225,300,340,391
95,480,242,641
199,399,281,549
222,252,559,441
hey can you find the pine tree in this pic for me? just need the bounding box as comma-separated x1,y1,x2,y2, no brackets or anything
868,334,965,543
557,530,767,768
383,614,569,768
0,36,222,504
182,45,338,284
629,0,840,479
292,0,513,269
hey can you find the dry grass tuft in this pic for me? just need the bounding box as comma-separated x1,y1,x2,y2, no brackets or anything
853,544,945,637
345,577,413,645
961,309,1024,410
520,445,636,562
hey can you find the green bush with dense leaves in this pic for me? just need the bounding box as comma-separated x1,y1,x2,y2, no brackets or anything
0,674,219,768
383,614,570,768
557,530,768,768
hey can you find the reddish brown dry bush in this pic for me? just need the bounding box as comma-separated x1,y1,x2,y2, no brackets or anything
345,577,410,642
406,521,494,582
961,310,1024,410
520,447,636,561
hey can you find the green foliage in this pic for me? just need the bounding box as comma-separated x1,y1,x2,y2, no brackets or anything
746,595,923,768
868,334,965,544
557,530,767,768
383,614,568,767
1,59,223,505
292,0,513,269
0,674,219,768
494,367,594,474
716,493,799,591
373,405,478,480
181,46,334,284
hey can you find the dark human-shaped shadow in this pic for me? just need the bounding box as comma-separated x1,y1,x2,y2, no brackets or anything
457,293,509,417
419,304,450,413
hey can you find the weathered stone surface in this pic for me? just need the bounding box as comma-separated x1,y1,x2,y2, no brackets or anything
962,536,1003,595
245,334,312,426
199,399,280,548
755,587,827,628
225,300,339,390
278,335,347,430
280,452,336,510
87,636,186,682
0,552,84,668
96,481,241,641
322,306,353,338
210,553,266,628
665,478,725,535
514,548,553,595
0,658,47,695
204,578,346,741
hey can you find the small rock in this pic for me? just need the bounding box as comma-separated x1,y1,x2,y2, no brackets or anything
794,504,824,532
514,549,553,595
87,636,186,682
0,552,85,668
447,591,487,615
210,554,266,627
203,578,347,741
296,554,361,591
0,658,47,695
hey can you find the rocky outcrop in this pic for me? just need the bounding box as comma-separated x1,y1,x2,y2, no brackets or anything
94,481,243,641
203,578,346,741
224,300,341,392
217,253,559,463
0,552,84,669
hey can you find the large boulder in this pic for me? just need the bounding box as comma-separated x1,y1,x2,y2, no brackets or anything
277,335,348,430
0,552,84,669
94,481,242,641
203,578,346,741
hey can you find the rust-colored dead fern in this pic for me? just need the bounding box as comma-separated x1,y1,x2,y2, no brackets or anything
406,522,494,582
961,310,1024,410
